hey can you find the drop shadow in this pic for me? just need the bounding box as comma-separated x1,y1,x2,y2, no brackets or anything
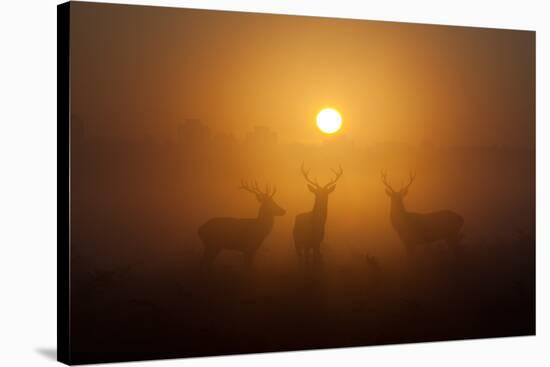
36,348,57,361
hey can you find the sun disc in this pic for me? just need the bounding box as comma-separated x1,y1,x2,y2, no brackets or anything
316,108,342,134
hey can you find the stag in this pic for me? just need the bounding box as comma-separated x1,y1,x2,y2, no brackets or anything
381,171,464,255
198,181,285,267
293,163,343,265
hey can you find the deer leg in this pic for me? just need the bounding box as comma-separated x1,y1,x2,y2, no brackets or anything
405,244,420,263
295,243,306,269
404,244,413,258
313,244,323,267
201,245,220,268
302,246,310,267
243,251,256,268
295,242,303,258
447,234,463,256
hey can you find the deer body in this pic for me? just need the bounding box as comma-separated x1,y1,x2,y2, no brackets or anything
294,164,342,264
382,171,463,254
293,196,328,258
198,182,285,267
390,205,464,249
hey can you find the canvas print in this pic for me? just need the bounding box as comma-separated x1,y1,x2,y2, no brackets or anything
58,1,535,365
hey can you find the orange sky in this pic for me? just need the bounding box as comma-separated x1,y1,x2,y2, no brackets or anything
70,2,535,148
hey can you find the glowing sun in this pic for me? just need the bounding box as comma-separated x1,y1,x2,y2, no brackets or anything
316,108,342,134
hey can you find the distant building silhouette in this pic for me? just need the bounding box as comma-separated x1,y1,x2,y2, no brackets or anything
245,125,278,146
177,119,211,145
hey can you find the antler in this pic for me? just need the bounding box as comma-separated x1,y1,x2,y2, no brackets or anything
301,162,320,188
240,180,277,198
325,165,343,188
381,170,395,192
302,163,343,189
240,180,261,195
401,171,416,192
265,184,277,198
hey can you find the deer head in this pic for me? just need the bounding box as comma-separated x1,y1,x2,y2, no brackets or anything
381,170,416,206
301,163,343,200
239,180,286,216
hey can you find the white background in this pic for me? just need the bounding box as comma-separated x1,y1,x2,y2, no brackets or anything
0,0,548,365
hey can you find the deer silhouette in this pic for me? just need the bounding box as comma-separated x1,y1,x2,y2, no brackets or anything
293,163,343,265
381,171,464,255
198,181,285,267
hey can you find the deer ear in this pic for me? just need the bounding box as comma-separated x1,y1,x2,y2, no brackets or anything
385,188,393,196
307,184,317,193
326,185,336,193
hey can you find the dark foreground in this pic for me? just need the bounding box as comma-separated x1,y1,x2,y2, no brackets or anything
69,236,535,365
